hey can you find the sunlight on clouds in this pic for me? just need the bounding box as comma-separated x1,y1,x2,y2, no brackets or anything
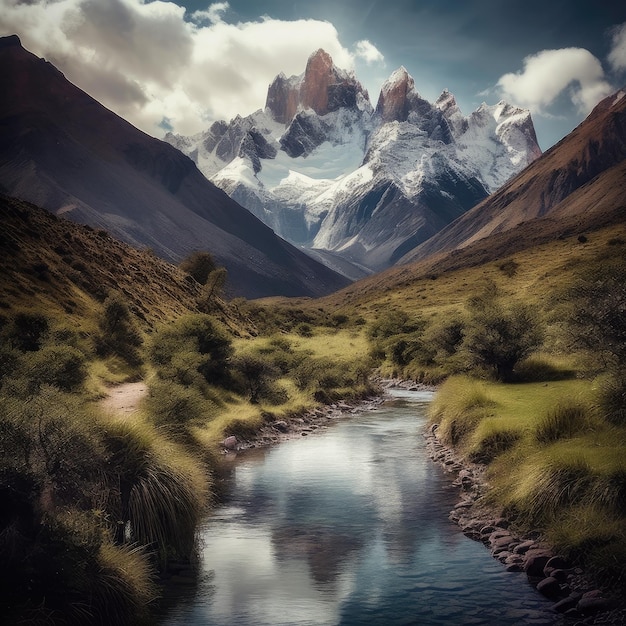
0,0,365,136
608,23,626,72
497,48,613,115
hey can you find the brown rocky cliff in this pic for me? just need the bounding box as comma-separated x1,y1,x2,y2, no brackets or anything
265,49,368,125
376,67,414,122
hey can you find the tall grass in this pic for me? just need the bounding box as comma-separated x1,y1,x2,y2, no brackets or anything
429,376,498,446
535,401,592,443
102,419,209,564
94,542,157,626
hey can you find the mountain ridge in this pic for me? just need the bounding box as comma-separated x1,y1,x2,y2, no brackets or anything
167,49,541,273
399,88,626,264
0,35,350,299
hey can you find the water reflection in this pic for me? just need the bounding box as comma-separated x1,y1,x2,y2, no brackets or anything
162,391,560,626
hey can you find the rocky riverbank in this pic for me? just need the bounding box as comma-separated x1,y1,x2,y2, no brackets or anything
425,421,626,625
219,395,386,452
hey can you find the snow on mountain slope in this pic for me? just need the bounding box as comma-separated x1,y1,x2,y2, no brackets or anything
165,49,541,272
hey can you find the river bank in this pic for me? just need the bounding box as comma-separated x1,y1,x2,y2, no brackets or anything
217,377,431,453
425,419,626,625
211,377,624,624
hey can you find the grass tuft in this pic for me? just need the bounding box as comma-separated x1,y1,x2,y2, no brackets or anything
535,402,592,443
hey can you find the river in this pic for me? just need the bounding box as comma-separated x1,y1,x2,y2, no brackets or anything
161,389,562,625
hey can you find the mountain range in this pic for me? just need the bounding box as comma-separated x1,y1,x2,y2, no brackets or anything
166,49,542,275
0,35,349,299
1,35,624,303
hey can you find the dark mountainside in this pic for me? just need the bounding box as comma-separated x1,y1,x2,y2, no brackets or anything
0,35,350,299
401,88,626,265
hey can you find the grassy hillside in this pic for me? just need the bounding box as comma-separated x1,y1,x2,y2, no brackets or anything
0,194,375,624
2,188,625,621
262,220,626,590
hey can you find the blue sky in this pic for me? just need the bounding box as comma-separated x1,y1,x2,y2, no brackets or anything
2,0,626,150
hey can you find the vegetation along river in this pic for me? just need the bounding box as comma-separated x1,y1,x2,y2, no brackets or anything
161,389,563,625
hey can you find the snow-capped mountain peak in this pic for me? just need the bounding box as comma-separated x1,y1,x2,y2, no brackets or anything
166,50,541,275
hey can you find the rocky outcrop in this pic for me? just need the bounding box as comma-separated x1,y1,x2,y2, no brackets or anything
265,49,369,125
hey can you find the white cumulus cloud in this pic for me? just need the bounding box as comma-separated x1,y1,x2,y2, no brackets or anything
0,0,375,136
608,22,626,72
354,40,384,65
496,47,614,116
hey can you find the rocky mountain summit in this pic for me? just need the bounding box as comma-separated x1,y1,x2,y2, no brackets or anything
167,50,541,274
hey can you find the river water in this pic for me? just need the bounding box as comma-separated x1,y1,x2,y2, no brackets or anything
161,389,561,625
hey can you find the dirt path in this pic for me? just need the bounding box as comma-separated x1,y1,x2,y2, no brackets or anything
100,381,148,418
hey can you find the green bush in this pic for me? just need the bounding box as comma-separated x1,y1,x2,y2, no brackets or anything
150,314,233,386
568,256,626,368
231,354,282,404
427,317,465,357
23,345,87,392
368,310,425,340
146,379,208,427
463,299,543,382
96,293,143,365
6,311,49,351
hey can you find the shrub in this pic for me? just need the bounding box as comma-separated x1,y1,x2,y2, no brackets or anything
6,312,49,351
96,293,143,365
179,251,217,285
568,257,626,368
368,310,425,340
0,387,106,509
498,259,519,277
295,322,313,337
150,314,233,386
146,379,208,427
0,344,20,388
23,345,87,392
463,299,543,382
427,318,465,357
231,354,281,403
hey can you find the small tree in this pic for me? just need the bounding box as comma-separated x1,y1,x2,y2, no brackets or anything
232,354,280,403
179,251,217,285
198,267,228,311
96,293,143,365
464,299,543,382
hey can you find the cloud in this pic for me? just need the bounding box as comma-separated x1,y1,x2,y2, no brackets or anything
354,40,384,65
190,1,230,25
0,0,371,136
496,48,614,116
608,22,626,73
